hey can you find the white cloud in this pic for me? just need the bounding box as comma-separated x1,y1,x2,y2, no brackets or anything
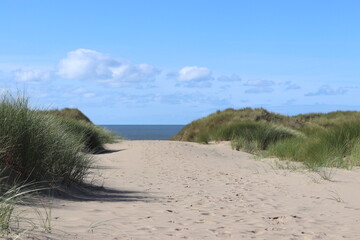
108,63,159,87
13,69,51,83
58,49,115,80
176,66,213,87
57,49,159,86
178,66,212,82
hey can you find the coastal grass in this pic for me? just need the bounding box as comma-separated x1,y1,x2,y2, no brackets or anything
0,95,92,183
55,117,119,153
173,108,297,142
226,123,303,153
173,107,360,169
0,93,118,183
267,120,360,168
195,121,303,153
0,176,43,234
0,93,119,235
40,108,92,123
40,108,119,153
173,107,360,142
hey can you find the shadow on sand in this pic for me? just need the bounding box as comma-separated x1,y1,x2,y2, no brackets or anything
35,182,156,204
94,149,125,154
27,147,154,206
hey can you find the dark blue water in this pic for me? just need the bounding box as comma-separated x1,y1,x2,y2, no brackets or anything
100,125,185,140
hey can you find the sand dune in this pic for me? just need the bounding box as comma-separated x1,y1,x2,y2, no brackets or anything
16,140,360,239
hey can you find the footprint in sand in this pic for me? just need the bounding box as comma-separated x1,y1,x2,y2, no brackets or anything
209,227,232,238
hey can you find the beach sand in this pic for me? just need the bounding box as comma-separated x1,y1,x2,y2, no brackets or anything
15,140,360,239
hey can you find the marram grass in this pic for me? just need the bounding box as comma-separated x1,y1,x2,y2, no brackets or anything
193,121,304,153
0,177,42,233
268,120,360,168
0,95,91,183
0,93,119,235
0,93,118,183
174,107,360,168
55,117,118,153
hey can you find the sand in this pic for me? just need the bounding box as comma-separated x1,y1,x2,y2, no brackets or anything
13,140,360,239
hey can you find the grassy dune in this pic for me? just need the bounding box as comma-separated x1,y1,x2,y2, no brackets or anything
172,107,360,168
0,93,118,234
40,108,93,123
0,95,118,183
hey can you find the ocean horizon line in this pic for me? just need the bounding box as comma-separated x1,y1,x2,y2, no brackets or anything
100,125,185,140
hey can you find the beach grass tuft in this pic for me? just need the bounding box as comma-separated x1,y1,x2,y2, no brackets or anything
0,92,119,235
268,120,360,168
0,94,91,183
0,92,119,183
55,117,119,153
173,107,360,169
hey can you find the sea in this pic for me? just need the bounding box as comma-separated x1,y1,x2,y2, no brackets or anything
100,125,185,140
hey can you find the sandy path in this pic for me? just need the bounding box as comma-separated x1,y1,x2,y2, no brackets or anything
16,140,360,239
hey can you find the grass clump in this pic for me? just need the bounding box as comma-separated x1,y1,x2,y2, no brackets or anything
0,93,118,183
230,123,303,153
173,108,295,142
268,120,360,168
0,92,119,235
0,177,41,234
180,120,303,153
0,94,92,183
40,108,119,153
55,117,118,153
41,108,92,123
173,107,360,169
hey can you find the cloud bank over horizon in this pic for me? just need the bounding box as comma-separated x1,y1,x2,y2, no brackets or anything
0,48,357,123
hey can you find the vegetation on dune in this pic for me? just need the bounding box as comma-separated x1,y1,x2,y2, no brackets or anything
0,94,118,183
229,123,304,153
55,117,118,153
0,93,119,234
0,177,41,234
41,108,92,123
173,108,302,142
41,108,119,153
0,96,85,183
267,120,360,168
191,121,303,153
173,107,360,168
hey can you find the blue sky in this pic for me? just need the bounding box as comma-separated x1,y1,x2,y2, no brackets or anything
1,0,359,124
